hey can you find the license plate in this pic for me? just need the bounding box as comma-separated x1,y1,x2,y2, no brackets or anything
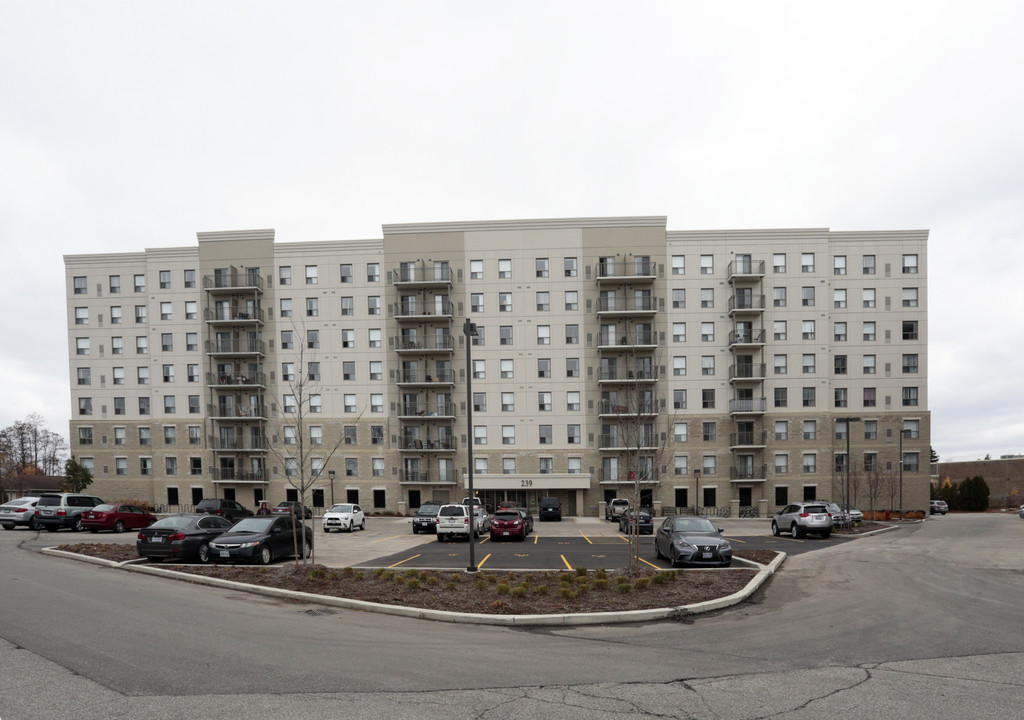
151,536,163,543
220,551,230,558
502,531,509,536
702,552,712,559
1,509,10,514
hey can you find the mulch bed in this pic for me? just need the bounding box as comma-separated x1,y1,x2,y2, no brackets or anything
56,543,775,615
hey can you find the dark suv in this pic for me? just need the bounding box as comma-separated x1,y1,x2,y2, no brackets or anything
195,498,254,522
411,502,441,534
539,497,562,521
35,493,105,532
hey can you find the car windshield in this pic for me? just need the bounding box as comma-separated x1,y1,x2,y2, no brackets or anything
328,504,354,513
670,517,717,533
439,506,464,516
228,517,275,533
417,504,440,515
494,512,520,521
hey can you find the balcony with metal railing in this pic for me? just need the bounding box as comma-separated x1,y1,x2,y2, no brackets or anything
598,400,658,417
598,434,659,451
596,296,658,316
208,401,267,420
398,436,458,451
203,270,264,293
728,397,767,415
393,335,455,353
204,306,265,324
396,369,455,386
730,463,768,482
597,468,660,484
205,338,266,357
727,294,766,315
394,300,454,321
397,402,456,419
727,258,765,282
598,331,657,351
597,367,658,383
398,469,458,485
210,468,266,483
728,363,766,383
729,430,767,448
727,329,766,348
392,264,454,288
207,371,267,388
596,259,657,283
209,435,269,451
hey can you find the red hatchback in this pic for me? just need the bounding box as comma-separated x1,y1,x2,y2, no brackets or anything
489,510,530,541
82,504,157,533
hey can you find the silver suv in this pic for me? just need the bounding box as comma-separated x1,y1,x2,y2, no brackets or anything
772,502,832,539
436,504,471,541
35,493,105,532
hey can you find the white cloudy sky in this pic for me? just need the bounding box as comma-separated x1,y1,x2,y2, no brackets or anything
1,1,1021,462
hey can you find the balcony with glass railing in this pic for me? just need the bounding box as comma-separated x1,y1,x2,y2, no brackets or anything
203,270,264,293
210,468,266,483
727,258,765,283
392,263,453,288
728,397,767,415
730,463,768,481
596,259,657,283
729,430,767,449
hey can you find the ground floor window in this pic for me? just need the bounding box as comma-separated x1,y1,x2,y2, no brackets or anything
674,487,688,507
775,485,788,506
347,488,359,504
373,489,386,509
166,486,179,506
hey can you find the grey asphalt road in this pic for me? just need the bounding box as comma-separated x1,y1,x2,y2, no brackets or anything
1,513,1022,719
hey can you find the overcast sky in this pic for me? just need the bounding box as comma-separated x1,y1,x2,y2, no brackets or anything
2,1,1021,463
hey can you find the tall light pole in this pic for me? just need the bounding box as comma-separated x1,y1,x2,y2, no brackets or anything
838,417,860,528
899,425,904,520
693,468,701,515
328,469,335,506
463,319,478,572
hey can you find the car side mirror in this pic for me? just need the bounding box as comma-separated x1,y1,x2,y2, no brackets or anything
718,528,724,533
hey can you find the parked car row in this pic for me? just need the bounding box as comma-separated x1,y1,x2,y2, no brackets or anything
416,502,534,542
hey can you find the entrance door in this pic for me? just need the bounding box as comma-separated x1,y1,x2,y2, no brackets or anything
739,487,752,506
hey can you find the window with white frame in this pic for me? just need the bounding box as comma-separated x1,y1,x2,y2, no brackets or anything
801,286,814,306
369,328,381,348
539,425,552,445
370,394,382,412
802,453,817,473
774,354,787,374
567,391,580,411
671,255,685,275
499,292,512,312
536,257,549,278
538,392,552,411
702,455,716,476
474,426,487,445
700,288,714,308
567,424,581,444
536,291,549,311
902,287,918,307
802,387,815,407
564,257,577,277
310,426,323,445
306,330,318,349
834,322,847,342
473,359,485,379
537,325,550,345
341,329,354,348
498,259,511,279
802,354,815,374
773,320,786,340
674,422,688,442
565,325,579,344
834,289,847,308
674,455,688,476
502,457,516,474
566,357,579,377
773,287,786,307
568,456,582,474
902,254,918,274
673,389,687,409
500,326,513,345
833,255,846,275
306,265,318,284
774,420,788,440
862,255,876,274
801,253,814,272
863,322,876,341
673,322,686,342
700,255,713,275
339,264,352,283
863,288,876,308
470,260,483,279
773,253,786,272
344,394,356,413
701,355,715,375
564,290,578,310
775,453,789,474
802,320,815,340
501,392,514,411
160,302,172,320
672,288,685,308
863,354,876,374
134,274,146,292
502,425,515,445
500,359,513,378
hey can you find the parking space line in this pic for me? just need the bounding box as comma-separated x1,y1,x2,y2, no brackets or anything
532,534,539,545
725,536,747,544
478,535,489,544
639,557,660,569
387,554,421,568
372,534,408,544
477,553,491,569
560,554,573,570
578,531,593,544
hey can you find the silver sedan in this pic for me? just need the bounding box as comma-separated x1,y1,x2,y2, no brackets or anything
654,516,732,567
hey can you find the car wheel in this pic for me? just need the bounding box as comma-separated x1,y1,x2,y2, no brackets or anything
28,518,41,531
258,545,272,565
197,542,211,564
345,522,353,533
73,517,85,532
323,527,330,533
771,521,780,536
412,526,419,534
114,520,125,533
654,541,663,560
670,549,679,567
821,529,831,539
791,523,804,538
304,542,312,559
1,524,13,531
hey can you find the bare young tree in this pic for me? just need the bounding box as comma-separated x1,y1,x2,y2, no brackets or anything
265,323,353,566
863,466,886,521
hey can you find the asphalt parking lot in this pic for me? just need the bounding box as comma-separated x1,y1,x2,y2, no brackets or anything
309,515,852,570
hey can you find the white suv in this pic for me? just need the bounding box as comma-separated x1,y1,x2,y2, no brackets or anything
436,504,471,541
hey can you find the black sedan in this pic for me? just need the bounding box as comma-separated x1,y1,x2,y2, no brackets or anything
618,509,654,535
271,501,313,519
653,515,732,567
137,514,234,563
207,516,313,565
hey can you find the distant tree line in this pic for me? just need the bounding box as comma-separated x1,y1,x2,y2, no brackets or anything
932,475,990,512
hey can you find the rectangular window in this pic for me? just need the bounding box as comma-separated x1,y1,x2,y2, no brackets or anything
279,266,291,286
834,355,847,374
305,265,318,284
673,322,686,342
567,424,581,444
499,292,512,312
539,425,552,445
565,325,579,344
75,307,88,325
500,326,513,345
136,336,147,354
902,287,919,307
141,457,153,476
113,367,124,385
502,426,515,445
76,367,91,385
339,264,352,283
902,387,919,406
503,458,516,474
863,420,878,440
110,306,122,324
674,422,688,442
566,357,579,378
674,356,687,376
903,354,919,373
801,287,815,306
367,263,380,283
536,257,549,278
279,298,292,318
700,255,713,275
183,269,196,288
474,426,487,445
803,420,816,440
311,394,324,413
185,301,197,320
834,322,847,342
536,291,549,311
368,328,381,348
674,389,687,410
802,354,815,373
307,330,319,349
775,454,789,474
863,322,876,341
473,359,485,379
500,359,514,379
863,355,876,374
473,392,486,412
773,287,786,307
834,289,847,308
564,290,578,311
773,321,786,341
162,364,175,382
134,274,146,292
702,422,716,442
537,358,551,378
344,394,357,413
803,453,817,473
833,255,846,275
470,260,483,279
773,253,786,272
109,275,121,293
161,333,173,352
774,354,788,374
672,288,685,309
159,270,171,289
700,288,714,308
774,420,788,441
135,305,147,323
537,325,550,345
189,426,201,445
802,387,815,407
834,388,847,408
701,355,715,376
802,321,815,340
801,253,815,272
370,394,382,413
564,257,577,277
862,255,876,274
188,395,200,414
702,389,715,409
903,321,919,340
137,366,149,384
863,387,876,407
340,296,353,316
902,254,918,274
498,259,511,279
501,392,515,411
538,392,552,411
567,391,580,411
367,296,381,315
342,361,355,381
163,395,176,414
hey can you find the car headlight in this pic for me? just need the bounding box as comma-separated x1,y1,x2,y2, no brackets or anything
239,541,260,548
674,540,694,549
719,543,732,552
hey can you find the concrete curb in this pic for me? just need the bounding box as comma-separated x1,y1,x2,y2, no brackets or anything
43,546,786,626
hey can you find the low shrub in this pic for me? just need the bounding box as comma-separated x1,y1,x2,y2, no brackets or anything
495,582,511,595
534,585,550,596
406,578,421,590
511,586,528,598
558,586,577,599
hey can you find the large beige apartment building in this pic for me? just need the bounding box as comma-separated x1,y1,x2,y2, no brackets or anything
64,216,930,517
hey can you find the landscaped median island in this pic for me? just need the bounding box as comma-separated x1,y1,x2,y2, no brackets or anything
54,543,778,616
